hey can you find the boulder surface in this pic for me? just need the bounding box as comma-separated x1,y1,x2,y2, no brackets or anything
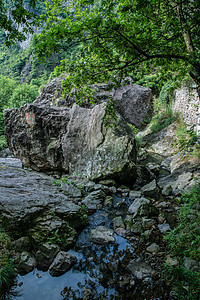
4,100,137,183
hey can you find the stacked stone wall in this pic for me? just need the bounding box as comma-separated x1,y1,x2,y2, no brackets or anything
172,85,200,135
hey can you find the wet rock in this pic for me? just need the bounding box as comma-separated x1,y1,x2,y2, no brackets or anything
12,237,31,252
18,251,36,275
142,218,156,230
146,243,160,254
36,243,60,270
49,251,77,276
82,190,106,211
129,190,142,201
29,215,77,249
104,196,113,207
61,182,82,198
0,162,86,233
128,198,150,217
140,179,159,198
99,179,116,187
127,261,155,280
125,216,144,234
82,287,94,300
90,226,115,244
113,216,125,230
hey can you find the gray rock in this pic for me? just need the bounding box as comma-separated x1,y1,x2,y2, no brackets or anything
113,216,125,230
82,190,106,211
128,198,150,217
83,287,94,300
129,190,142,201
146,243,160,253
127,261,155,279
49,251,77,276
95,82,152,127
61,182,82,198
142,218,156,230
104,196,113,207
90,226,115,244
184,257,200,272
4,98,137,184
165,255,178,266
18,251,36,275
140,179,159,197
126,217,144,234
158,223,171,233
0,148,12,158
12,237,31,252
0,161,85,233
98,179,116,187
36,243,60,270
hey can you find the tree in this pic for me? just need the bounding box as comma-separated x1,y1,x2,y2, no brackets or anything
0,0,38,45
35,0,200,98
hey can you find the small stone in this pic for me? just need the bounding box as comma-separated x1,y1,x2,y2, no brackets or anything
129,190,142,201
165,255,178,266
142,218,156,229
90,226,115,244
12,237,31,252
127,261,155,280
113,216,125,230
104,196,113,207
18,252,36,275
140,179,159,198
99,179,116,187
158,223,171,233
146,243,160,253
128,198,150,217
83,287,93,300
36,243,60,270
184,257,200,272
49,251,77,276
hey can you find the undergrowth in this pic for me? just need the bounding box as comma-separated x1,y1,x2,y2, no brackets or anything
164,181,200,299
0,228,17,297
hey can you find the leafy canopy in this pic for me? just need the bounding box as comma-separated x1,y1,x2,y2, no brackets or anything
35,0,200,99
0,0,40,46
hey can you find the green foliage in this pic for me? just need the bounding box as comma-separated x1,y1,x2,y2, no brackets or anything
0,227,16,297
0,261,16,297
172,120,199,157
164,265,200,300
8,83,38,108
0,135,7,151
164,182,200,299
151,108,177,133
35,0,200,101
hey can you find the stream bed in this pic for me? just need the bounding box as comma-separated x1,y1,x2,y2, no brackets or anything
12,195,170,300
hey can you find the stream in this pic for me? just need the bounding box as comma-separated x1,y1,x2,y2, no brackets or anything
12,195,169,300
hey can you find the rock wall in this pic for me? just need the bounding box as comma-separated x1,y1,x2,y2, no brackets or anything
172,84,200,133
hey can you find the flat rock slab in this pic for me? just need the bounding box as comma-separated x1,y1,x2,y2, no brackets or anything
0,158,82,229
90,226,115,244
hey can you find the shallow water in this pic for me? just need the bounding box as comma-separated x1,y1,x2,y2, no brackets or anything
12,195,169,300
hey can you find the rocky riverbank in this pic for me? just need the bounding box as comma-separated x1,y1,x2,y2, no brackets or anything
1,119,199,298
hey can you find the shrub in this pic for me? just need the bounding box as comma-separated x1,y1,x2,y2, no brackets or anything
164,181,200,299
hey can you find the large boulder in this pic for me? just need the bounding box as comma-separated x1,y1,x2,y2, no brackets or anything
34,78,152,128
95,83,152,127
4,101,137,184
